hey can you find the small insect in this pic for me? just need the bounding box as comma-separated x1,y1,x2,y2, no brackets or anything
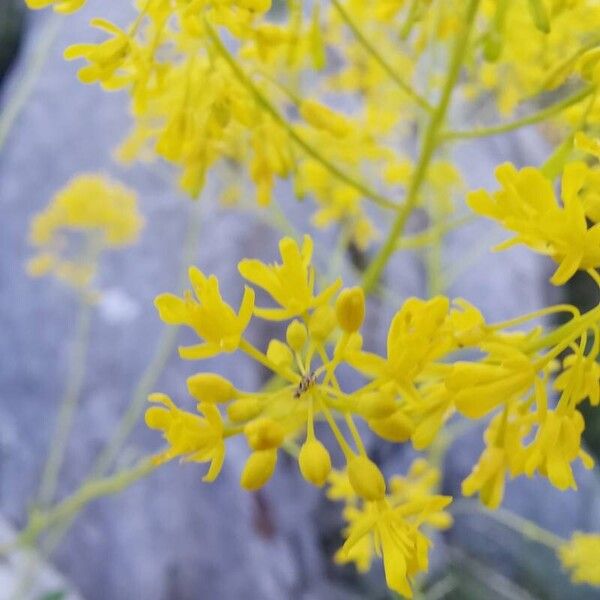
294,372,317,399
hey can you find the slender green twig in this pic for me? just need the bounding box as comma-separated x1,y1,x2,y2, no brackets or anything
452,500,564,549
13,457,157,551
204,20,399,212
37,295,93,508
330,0,433,112
362,0,481,294
441,85,594,142
396,215,473,250
0,15,62,153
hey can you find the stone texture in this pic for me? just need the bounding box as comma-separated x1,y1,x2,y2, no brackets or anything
0,3,599,599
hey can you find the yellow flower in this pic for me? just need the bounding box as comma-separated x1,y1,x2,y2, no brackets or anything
336,496,452,598
522,409,592,490
462,446,507,509
347,296,453,389
447,343,536,419
29,174,142,247
27,174,142,290
155,267,255,359
65,19,134,87
25,0,85,13
554,352,600,407
461,407,529,509
238,235,341,320
299,99,353,138
145,393,225,482
468,162,600,285
389,459,453,529
559,532,600,586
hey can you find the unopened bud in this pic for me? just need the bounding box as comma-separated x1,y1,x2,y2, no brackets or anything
227,398,263,422
299,439,331,486
244,417,285,450
368,410,414,443
286,319,308,351
240,449,277,491
266,339,293,367
347,455,386,501
356,391,396,419
308,305,336,341
187,373,235,403
335,287,365,333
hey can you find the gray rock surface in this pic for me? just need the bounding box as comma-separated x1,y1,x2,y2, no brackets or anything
1,3,599,600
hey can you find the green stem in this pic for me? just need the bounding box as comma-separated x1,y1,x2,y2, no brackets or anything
0,15,62,152
15,458,157,550
441,85,594,142
330,0,433,112
525,303,600,354
452,500,564,549
396,216,473,249
36,295,93,508
204,20,398,212
362,0,481,294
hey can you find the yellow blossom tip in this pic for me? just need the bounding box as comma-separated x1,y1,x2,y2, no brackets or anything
299,439,332,486
244,418,285,451
347,455,386,501
186,373,236,403
240,449,277,491
335,287,366,333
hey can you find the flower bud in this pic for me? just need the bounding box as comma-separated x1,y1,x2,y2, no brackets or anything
368,410,414,443
187,373,236,403
244,417,285,450
347,455,386,501
355,391,396,419
227,398,262,422
240,449,277,491
299,439,331,486
286,319,308,351
335,287,365,333
527,0,550,34
266,339,293,367
308,305,336,341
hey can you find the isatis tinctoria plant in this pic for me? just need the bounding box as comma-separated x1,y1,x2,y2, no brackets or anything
2,0,600,596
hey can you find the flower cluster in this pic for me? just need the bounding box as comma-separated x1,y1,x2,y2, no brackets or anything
22,0,600,595
147,235,466,594
145,230,599,595
27,174,143,290
468,160,600,285
46,0,469,251
470,0,600,120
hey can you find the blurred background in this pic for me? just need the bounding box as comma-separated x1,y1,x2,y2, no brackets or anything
1,1,600,599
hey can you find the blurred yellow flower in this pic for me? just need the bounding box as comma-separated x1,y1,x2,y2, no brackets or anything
27,174,142,290
25,0,85,13
559,532,600,586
